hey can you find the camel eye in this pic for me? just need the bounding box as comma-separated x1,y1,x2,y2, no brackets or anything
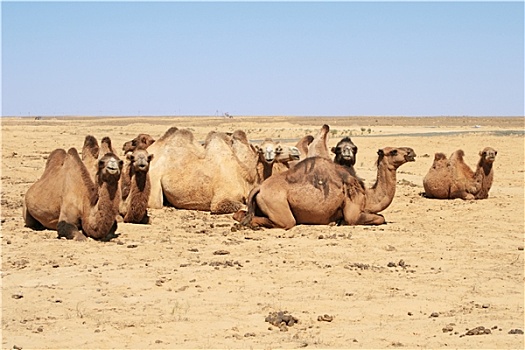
494,151,498,155
389,150,398,156
98,160,105,168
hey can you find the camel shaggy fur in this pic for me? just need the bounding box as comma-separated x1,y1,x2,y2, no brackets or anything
144,127,255,213
423,147,497,200
235,147,416,229
119,148,153,224
23,148,123,241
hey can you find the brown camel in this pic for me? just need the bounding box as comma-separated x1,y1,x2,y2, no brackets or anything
122,133,156,153
234,147,416,229
144,127,255,213
423,147,497,200
23,147,123,241
119,148,154,224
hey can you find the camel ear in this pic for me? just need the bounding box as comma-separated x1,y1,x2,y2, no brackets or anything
255,145,262,153
331,147,337,154
127,153,135,162
148,154,154,162
377,149,384,156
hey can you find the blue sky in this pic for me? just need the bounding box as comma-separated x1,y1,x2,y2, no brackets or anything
2,1,524,117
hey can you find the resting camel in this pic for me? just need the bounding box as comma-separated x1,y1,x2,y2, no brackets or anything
23,148,123,241
119,148,154,224
234,147,416,229
254,138,301,181
144,127,255,213
423,147,497,200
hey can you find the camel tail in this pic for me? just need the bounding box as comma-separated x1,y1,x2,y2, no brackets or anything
240,186,261,226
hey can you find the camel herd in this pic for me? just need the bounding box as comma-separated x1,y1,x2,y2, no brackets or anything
22,124,497,241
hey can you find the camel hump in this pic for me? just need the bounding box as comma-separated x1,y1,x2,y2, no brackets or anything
450,149,465,161
83,135,98,149
232,130,249,144
434,152,447,161
157,126,179,142
67,147,81,158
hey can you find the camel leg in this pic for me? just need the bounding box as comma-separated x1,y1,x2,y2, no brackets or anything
22,203,45,230
256,193,296,230
148,177,164,209
57,221,87,241
357,213,386,225
341,195,365,225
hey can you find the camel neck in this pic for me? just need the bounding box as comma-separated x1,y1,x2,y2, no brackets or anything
365,162,397,213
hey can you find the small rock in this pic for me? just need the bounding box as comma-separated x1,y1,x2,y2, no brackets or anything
213,250,230,255
387,262,396,267
12,294,23,299
482,303,490,309
429,312,439,318
244,332,256,337
127,244,138,248
518,246,523,251
13,345,22,350
317,314,333,322
508,329,524,334
443,325,454,333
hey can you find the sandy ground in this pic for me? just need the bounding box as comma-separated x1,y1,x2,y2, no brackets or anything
1,116,524,349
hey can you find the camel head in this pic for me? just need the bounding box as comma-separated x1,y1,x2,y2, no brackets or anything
479,147,497,164
332,137,358,167
275,146,301,163
256,138,282,164
97,153,123,182
127,149,154,173
123,134,156,153
377,147,416,170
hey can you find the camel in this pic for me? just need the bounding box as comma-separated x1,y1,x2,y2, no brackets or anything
234,147,416,229
144,127,256,213
23,147,123,241
423,147,497,200
254,138,301,181
119,148,154,224
122,133,156,154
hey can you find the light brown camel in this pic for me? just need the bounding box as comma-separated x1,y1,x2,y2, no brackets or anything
122,133,156,154
423,147,497,200
23,148,123,241
254,138,300,181
234,147,416,229
119,148,154,224
144,127,255,213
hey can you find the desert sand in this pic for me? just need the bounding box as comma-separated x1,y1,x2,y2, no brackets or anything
1,116,524,349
